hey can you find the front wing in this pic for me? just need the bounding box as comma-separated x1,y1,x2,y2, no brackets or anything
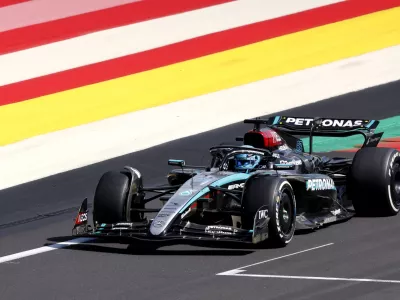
72,199,267,245
71,198,354,246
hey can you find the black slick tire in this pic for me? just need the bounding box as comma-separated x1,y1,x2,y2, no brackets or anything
93,171,130,224
347,147,400,216
242,175,296,247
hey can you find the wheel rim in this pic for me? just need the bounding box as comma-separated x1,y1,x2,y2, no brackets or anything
279,191,294,234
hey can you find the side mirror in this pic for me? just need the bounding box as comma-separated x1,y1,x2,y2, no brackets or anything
273,163,296,170
168,159,186,167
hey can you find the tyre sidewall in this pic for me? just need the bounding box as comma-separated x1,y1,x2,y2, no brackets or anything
386,151,400,214
349,148,400,216
93,171,130,224
241,175,296,246
269,180,296,245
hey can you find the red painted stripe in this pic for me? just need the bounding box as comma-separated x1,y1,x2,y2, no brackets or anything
1,0,399,106
355,141,400,148
0,0,145,32
379,142,400,148
337,149,359,153
0,0,28,8
339,141,400,152
0,0,233,55
382,137,400,142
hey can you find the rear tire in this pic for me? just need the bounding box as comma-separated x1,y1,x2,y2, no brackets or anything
347,147,400,216
242,175,296,247
93,171,130,224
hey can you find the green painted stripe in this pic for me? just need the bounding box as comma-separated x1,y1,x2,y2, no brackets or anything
301,115,400,152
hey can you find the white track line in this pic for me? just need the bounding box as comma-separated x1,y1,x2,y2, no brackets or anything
217,243,334,275
0,238,95,264
224,273,400,284
217,242,400,284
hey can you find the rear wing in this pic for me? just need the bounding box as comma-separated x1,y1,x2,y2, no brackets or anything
266,116,379,132
244,116,383,153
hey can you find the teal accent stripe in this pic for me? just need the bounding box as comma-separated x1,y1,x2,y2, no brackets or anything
365,120,375,128
209,173,251,187
178,173,251,213
273,116,280,125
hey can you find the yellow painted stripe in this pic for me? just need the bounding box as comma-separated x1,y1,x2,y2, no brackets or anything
1,7,400,146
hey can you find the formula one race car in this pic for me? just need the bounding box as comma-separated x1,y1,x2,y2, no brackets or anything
72,116,400,247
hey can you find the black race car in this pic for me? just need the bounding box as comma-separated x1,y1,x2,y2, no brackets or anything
72,116,400,247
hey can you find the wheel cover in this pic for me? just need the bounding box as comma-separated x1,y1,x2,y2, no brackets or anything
279,191,294,234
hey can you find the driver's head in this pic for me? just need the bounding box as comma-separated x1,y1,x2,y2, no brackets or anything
234,153,261,172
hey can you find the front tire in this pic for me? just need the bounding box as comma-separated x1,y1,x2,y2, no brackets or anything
93,171,130,224
242,175,296,247
347,147,400,216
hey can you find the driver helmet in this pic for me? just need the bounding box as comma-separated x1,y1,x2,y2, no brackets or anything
234,149,261,172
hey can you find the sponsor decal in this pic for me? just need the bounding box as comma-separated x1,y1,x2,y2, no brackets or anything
367,136,381,144
152,220,165,228
286,117,363,128
306,178,335,191
274,164,295,170
161,202,179,212
228,182,245,190
272,153,280,158
275,194,283,238
280,159,302,165
205,225,238,235
180,190,193,196
278,145,289,150
76,212,87,223
258,209,268,219
157,213,170,218
111,223,132,230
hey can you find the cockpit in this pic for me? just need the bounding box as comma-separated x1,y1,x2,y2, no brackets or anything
210,145,275,173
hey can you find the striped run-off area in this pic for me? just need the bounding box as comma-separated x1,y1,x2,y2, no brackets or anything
1,0,399,147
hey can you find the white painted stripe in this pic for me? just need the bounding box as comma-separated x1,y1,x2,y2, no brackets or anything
0,0,343,86
217,243,333,275
0,0,142,32
0,238,95,264
0,45,399,190
221,273,400,284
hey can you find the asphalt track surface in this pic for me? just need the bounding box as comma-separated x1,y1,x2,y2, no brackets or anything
1,80,400,299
